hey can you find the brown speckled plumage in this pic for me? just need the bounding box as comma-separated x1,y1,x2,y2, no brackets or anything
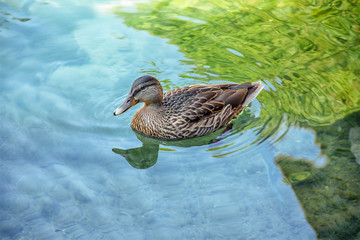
114,75,263,140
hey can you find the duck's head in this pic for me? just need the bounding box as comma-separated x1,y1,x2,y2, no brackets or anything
113,75,163,116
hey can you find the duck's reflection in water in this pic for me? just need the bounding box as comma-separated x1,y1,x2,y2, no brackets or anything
113,142,160,169
112,128,230,169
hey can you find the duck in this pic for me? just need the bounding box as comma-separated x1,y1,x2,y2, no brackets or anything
113,75,263,140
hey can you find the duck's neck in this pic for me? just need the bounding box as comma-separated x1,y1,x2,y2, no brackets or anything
143,102,164,113
131,103,164,134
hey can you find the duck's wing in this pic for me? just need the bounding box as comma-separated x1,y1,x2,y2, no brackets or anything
163,82,262,138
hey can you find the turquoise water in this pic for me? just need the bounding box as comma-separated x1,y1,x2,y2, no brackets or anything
1,0,358,239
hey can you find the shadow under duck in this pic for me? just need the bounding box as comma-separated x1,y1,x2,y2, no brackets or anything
113,75,263,140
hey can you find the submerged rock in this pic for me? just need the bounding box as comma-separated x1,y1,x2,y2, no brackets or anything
276,111,360,240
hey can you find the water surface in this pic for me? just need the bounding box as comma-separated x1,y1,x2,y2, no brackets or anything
0,0,359,239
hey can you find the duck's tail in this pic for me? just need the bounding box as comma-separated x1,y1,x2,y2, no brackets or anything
242,81,263,106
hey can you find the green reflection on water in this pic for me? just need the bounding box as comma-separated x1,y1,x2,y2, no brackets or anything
114,0,360,138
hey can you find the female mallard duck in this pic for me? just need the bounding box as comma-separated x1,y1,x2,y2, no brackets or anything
114,75,263,140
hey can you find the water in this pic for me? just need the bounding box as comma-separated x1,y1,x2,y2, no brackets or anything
1,0,359,239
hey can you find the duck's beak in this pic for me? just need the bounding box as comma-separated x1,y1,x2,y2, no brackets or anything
113,96,138,116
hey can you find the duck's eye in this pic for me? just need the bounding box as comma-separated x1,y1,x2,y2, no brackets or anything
140,86,146,90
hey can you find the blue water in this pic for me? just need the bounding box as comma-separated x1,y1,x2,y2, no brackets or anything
0,1,317,239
